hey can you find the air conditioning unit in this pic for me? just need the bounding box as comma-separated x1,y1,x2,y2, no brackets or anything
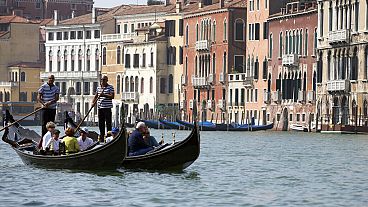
180,100,187,109
189,99,194,109
207,100,215,110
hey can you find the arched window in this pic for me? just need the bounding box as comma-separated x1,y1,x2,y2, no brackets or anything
195,56,198,75
185,57,188,75
279,32,283,57
305,29,308,56
135,76,139,92
149,77,153,93
223,19,227,41
235,19,244,41
86,49,91,71
48,50,53,71
212,53,216,74
0,92,3,102
125,76,129,92
212,21,216,42
168,74,173,93
223,52,227,73
141,78,144,93
20,72,26,82
95,49,100,71
71,49,75,71
57,50,61,72
116,75,121,94
285,31,289,54
269,33,273,58
130,76,134,92
117,46,121,64
78,49,82,71
185,25,189,45
313,28,317,55
196,23,199,41
64,50,68,71
365,46,368,79
102,47,107,65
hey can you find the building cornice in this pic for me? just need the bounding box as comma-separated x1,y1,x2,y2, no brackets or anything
184,8,228,19
268,9,317,22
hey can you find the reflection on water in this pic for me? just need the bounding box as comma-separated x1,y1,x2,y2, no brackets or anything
1,128,368,206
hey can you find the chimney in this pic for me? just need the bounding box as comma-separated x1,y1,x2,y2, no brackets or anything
53,10,58,26
176,0,182,13
92,8,96,24
199,1,203,9
71,11,75,19
219,0,224,8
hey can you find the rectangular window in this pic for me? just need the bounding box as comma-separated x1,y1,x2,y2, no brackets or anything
70,31,76,39
255,23,260,40
263,22,269,39
150,52,154,67
93,82,98,95
236,21,244,41
62,82,66,95
124,24,128,33
160,78,166,94
125,54,131,68
255,89,258,102
56,32,62,40
179,19,183,36
83,82,90,95
133,54,139,67
234,55,244,73
131,24,135,33
142,53,146,67
86,30,91,39
63,31,68,40
116,25,121,33
48,32,54,41
35,2,41,8
179,47,183,64
165,20,176,37
77,31,83,39
94,30,100,38
76,82,81,95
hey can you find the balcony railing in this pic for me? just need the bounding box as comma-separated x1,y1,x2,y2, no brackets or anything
282,54,299,66
40,71,99,79
192,76,208,87
264,91,271,104
243,76,254,88
195,40,210,50
121,92,139,102
307,91,316,103
181,75,188,85
101,33,134,42
207,74,215,84
327,80,350,92
0,81,18,87
328,29,349,44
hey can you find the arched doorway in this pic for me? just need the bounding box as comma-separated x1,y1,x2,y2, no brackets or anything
144,103,149,119
332,97,339,125
364,99,368,126
341,96,348,125
282,108,288,131
352,99,357,124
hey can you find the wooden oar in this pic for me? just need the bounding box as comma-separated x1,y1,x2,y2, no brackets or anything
0,107,44,132
74,87,105,133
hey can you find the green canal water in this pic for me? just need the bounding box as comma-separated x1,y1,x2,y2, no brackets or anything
0,127,367,206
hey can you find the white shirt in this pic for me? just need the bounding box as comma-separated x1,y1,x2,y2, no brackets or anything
77,136,94,151
46,138,60,152
42,131,52,150
105,136,113,143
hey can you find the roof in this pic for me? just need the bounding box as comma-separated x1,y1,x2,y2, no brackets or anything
0,15,32,24
0,31,9,38
114,4,176,16
184,0,247,15
8,62,45,68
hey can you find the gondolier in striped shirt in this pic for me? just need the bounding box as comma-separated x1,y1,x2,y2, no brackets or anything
93,75,114,142
37,75,60,137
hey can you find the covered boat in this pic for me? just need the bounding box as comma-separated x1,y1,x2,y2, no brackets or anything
158,119,188,130
2,110,127,170
176,119,274,131
122,122,200,171
136,118,172,129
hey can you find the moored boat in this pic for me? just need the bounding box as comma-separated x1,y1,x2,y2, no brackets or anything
122,122,200,171
176,119,274,131
136,118,172,129
158,119,188,130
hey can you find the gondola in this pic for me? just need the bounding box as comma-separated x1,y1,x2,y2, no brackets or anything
176,119,274,131
158,119,188,130
176,119,217,131
136,118,172,129
122,122,200,171
2,110,127,170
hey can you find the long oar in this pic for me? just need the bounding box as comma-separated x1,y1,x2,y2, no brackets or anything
74,87,105,133
0,107,44,132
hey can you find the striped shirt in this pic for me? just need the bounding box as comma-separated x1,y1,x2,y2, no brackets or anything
96,84,114,109
38,83,60,109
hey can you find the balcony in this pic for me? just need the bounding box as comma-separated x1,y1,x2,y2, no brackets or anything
207,100,215,110
40,71,99,80
307,91,316,103
101,33,134,42
243,76,254,88
195,40,210,51
298,90,306,103
121,92,139,102
282,54,299,67
328,29,349,44
180,100,187,109
192,76,208,88
181,75,188,86
264,91,271,104
207,74,215,84
218,99,226,110
219,72,225,83
273,91,282,103
0,81,18,87
327,80,350,92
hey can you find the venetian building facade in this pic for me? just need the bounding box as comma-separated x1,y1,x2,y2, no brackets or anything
42,9,116,122
267,0,317,130
183,0,247,123
317,0,368,129
239,0,286,125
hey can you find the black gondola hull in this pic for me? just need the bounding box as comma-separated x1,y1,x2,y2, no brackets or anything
122,124,200,171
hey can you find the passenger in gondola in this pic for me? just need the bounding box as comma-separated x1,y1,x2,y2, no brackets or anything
142,126,160,147
128,122,153,156
39,121,56,151
63,127,80,154
45,129,61,155
77,127,94,151
105,127,119,143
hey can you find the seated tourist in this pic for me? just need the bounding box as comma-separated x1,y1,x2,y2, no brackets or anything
128,122,153,156
40,122,56,151
77,127,94,151
142,126,159,147
105,127,119,143
45,129,61,155
63,127,80,154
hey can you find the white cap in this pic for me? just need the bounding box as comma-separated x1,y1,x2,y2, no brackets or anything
136,122,146,129
81,127,89,133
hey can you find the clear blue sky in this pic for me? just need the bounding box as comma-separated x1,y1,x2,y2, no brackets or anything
94,0,148,8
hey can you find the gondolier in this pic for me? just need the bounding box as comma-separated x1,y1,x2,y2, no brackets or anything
37,75,59,137
93,75,114,141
